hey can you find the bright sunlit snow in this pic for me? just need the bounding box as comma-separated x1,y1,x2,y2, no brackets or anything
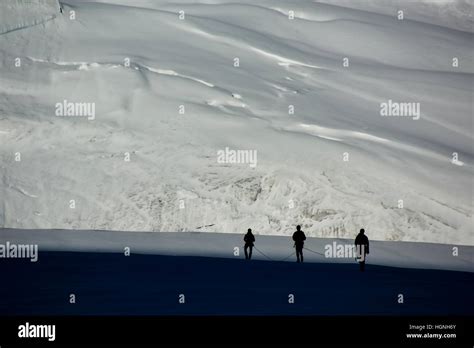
0,0,472,245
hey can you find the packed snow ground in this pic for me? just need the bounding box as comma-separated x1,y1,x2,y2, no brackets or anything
1,229,472,272
0,0,473,244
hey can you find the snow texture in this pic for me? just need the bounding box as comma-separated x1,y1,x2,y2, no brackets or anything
1,228,472,272
0,0,473,245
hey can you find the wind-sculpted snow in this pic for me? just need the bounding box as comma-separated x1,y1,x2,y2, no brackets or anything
314,0,474,33
0,0,59,35
0,0,472,245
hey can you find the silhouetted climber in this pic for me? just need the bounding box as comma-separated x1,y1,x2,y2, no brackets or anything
355,228,369,272
292,225,306,263
244,228,255,260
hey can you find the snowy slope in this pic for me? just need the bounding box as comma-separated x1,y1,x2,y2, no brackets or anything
0,0,59,35
1,228,473,272
314,0,474,33
0,0,473,244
